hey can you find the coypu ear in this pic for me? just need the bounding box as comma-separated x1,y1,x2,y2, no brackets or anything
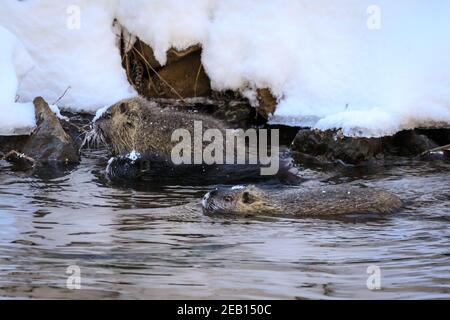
119,103,128,114
241,185,263,205
242,190,255,204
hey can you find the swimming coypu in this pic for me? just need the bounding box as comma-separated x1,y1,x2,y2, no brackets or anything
202,185,403,217
92,97,298,184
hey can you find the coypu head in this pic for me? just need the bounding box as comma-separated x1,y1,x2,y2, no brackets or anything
91,97,149,155
202,185,276,216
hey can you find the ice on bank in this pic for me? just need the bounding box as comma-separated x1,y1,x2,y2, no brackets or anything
1,0,450,137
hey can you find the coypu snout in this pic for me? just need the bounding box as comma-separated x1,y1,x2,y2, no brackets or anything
202,185,268,216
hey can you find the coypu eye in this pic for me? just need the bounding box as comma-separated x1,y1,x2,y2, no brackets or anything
242,191,253,204
224,196,233,202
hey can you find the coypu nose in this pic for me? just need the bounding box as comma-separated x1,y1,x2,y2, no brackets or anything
202,189,218,209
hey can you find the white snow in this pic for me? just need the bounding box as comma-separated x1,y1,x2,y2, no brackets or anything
115,0,215,66
0,0,136,114
127,150,142,162
1,0,450,137
0,25,35,135
49,104,69,121
93,105,111,123
266,0,450,137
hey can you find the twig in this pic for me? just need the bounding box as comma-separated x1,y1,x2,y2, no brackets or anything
125,50,132,84
120,29,134,86
194,62,203,98
420,144,450,156
52,86,71,105
16,65,36,101
139,41,156,91
132,46,186,102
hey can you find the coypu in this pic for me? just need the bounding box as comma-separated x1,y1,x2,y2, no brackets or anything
92,97,228,157
92,97,299,184
202,185,403,218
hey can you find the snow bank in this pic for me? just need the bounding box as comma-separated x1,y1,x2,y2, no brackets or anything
115,0,215,66
118,0,450,137
1,0,450,137
0,0,136,113
267,0,450,137
0,25,35,135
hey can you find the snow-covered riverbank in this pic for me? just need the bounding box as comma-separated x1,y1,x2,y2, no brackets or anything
0,25,35,135
1,0,450,137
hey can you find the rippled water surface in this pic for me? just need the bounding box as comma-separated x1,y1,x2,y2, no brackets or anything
0,150,449,299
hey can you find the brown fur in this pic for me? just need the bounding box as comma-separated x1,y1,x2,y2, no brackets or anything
203,185,403,217
94,97,228,156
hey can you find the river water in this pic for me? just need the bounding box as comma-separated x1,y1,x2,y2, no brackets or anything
0,149,449,299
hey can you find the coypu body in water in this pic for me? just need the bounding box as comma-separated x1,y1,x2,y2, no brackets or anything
105,151,298,185
202,185,403,218
93,97,299,185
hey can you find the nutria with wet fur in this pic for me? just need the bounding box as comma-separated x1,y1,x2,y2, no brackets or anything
92,97,299,184
92,97,228,156
202,185,403,217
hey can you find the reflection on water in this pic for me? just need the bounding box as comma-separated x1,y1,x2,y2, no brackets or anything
0,149,449,299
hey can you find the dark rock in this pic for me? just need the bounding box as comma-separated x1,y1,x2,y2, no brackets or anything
417,128,450,146
124,39,211,99
132,39,161,70
0,98,80,166
385,130,438,156
267,125,303,146
21,97,80,164
134,40,201,70
292,129,383,165
211,102,255,129
144,48,211,99
291,128,447,166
